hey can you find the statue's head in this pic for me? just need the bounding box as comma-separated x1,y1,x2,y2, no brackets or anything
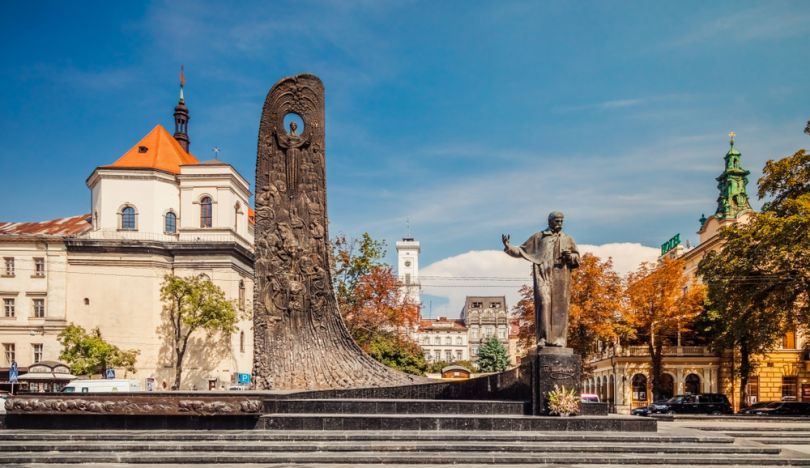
547,211,564,233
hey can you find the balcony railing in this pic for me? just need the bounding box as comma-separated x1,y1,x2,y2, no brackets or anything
591,345,714,360
79,230,253,249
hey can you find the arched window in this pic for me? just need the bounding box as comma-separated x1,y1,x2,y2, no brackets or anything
165,212,177,234
631,374,648,402
685,373,701,395
121,206,137,231
200,196,212,228
239,331,245,353
234,202,241,231
238,280,246,310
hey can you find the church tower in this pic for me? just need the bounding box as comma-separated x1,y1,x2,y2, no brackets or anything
713,131,752,220
396,229,421,306
173,65,190,152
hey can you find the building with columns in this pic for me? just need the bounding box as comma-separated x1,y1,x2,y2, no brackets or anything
461,296,510,362
585,134,808,412
0,77,255,391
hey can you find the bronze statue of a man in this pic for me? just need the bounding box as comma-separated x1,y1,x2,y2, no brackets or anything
502,211,580,348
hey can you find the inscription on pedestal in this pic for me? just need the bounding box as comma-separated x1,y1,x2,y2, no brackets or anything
531,348,582,415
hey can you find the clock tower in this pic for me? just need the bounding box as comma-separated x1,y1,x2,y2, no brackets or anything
396,235,421,306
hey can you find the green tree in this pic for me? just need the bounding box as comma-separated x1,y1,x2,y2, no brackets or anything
476,336,509,372
366,333,428,375
330,232,422,374
698,148,809,404
160,274,239,389
57,324,139,377
332,232,386,313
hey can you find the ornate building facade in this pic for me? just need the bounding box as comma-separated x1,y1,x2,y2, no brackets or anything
585,135,808,412
0,81,255,391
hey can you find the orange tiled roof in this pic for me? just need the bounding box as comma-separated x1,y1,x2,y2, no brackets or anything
103,125,198,174
248,207,255,225
0,214,92,237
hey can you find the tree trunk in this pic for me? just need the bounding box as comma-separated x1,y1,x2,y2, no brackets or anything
649,337,664,402
252,75,424,390
174,347,183,390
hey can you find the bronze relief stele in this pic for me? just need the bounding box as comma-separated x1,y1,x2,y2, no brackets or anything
252,74,422,390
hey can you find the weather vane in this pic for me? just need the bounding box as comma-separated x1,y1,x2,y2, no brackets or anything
212,146,221,158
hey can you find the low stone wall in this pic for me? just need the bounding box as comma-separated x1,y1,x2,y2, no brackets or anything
279,360,532,402
4,393,263,429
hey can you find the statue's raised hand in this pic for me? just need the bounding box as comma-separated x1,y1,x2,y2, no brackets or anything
501,234,511,248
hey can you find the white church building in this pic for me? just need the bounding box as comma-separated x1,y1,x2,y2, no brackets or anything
0,81,255,391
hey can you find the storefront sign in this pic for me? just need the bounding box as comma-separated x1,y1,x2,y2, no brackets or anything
661,233,681,255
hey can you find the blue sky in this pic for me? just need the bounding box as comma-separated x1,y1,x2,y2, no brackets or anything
1,1,809,302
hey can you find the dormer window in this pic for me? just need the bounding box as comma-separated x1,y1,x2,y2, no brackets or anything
165,212,177,234
200,196,213,228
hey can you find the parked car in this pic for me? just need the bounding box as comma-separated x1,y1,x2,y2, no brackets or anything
737,401,774,414
646,394,733,415
580,393,600,403
630,400,669,416
739,401,810,416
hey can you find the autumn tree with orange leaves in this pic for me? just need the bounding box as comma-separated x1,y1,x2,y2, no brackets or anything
512,253,624,361
624,257,706,401
332,233,425,374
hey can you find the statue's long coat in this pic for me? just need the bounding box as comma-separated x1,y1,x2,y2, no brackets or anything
517,230,579,347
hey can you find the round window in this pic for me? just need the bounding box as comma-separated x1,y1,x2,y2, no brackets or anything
405,261,412,267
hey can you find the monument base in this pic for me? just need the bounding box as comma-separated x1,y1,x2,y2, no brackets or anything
527,346,582,415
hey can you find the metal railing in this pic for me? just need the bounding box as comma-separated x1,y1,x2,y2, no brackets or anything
79,230,253,249
592,345,713,360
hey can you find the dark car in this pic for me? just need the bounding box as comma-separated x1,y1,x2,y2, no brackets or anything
649,394,733,415
740,401,810,416
631,400,669,417
738,401,775,414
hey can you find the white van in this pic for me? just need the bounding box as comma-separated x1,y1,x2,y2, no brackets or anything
62,379,141,393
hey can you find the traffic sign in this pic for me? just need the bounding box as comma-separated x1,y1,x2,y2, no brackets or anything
105,368,115,379
9,361,18,383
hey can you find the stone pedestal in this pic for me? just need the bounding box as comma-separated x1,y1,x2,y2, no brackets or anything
527,347,582,415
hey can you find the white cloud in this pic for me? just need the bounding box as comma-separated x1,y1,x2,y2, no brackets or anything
664,5,810,49
419,243,659,319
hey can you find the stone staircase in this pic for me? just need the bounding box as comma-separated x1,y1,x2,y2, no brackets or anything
1,400,808,465
0,429,807,465
678,418,810,456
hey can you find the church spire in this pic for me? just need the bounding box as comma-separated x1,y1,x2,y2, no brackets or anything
173,65,190,153
714,131,752,220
